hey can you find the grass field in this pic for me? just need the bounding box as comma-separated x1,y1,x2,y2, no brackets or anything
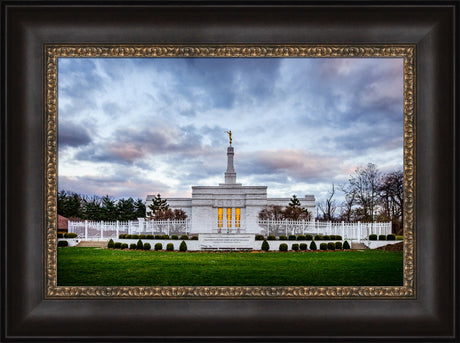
57,247,403,286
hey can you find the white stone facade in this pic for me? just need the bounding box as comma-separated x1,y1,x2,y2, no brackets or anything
146,145,315,234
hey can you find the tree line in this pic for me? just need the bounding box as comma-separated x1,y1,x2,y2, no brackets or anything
316,163,403,234
258,195,313,221
57,190,146,221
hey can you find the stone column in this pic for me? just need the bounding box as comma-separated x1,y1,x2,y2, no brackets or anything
224,145,237,184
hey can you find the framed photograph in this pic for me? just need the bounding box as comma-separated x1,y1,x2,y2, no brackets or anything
2,1,457,341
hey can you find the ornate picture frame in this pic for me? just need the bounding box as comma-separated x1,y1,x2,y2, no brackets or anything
2,2,456,341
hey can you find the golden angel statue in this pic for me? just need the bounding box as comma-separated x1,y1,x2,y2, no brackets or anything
225,130,232,144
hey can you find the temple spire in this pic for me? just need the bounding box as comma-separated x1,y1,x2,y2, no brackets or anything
224,130,236,184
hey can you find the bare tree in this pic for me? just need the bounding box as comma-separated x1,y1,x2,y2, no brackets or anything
379,169,403,234
317,184,337,221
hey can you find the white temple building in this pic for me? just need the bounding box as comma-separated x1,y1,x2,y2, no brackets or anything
146,141,316,235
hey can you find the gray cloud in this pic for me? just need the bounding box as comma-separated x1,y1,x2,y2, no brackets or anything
58,120,92,148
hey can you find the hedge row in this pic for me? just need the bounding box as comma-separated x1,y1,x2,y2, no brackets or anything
369,234,396,241
260,240,350,251
57,232,78,238
118,234,198,240
108,239,187,251
256,234,343,241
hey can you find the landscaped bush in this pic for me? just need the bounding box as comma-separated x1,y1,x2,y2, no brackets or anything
369,234,378,240
118,234,125,239
191,236,198,240
335,235,342,240
162,235,170,239
343,241,351,250
329,235,336,240
335,242,343,250
305,234,313,240
143,243,151,250
378,235,386,241
327,242,336,250
310,241,317,251
297,235,306,241
114,242,122,249
315,235,323,241
292,243,299,251
166,243,174,251
319,243,328,251
58,240,68,247
154,243,163,251
387,234,396,241
139,234,146,239
267,235,276,240
171,235,179,240
155,235,162,239
57,232,64,238
179,240,187,252
299,243,307,251
132,234,139,239
279,235,287,240
125,234,132,239
255,235,264,241
146,234,154,239
395,235,404,240
136,239,144,250
121,243,128,249
130,243,137,250
288,235,297,241
323,235,330,240
180,235,189,240
64,232,78,238
107,239,115,249
261,240,269,251
279,243,288,251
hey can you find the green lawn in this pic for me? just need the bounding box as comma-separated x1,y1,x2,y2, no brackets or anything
57,247,403,286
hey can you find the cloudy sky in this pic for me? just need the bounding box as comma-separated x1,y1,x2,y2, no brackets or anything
57,57,403,203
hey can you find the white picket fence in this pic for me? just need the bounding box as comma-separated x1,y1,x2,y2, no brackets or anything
257,220,391,242
68,219,191,240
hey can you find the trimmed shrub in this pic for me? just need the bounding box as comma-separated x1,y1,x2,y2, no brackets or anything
319,243,328,251
378,235,386,241
179,240,187,252
180,235,189,240
107,239,115,249
261,240,269,251
118,234,125,239
305,234,313,240
136,239,144,250
310,241,317,251
279,235,288,240
323,235,330,240
292,243,299,251
297,235,306,241
395,235,404,240
369,234,378,240
132,234,139,239
171,235,179,240
125,234,132,239
329,235,336,240
315,235,323,241
154,243,163,251
57,240,68,247
255,235,264,241
64,232,78,238
121,243,128,249
288,235,297,241
166,243,174,251
327,242,336,250
162,234,170,239
335,235,342,240
387,234,396,241
130,243,137,250
335,241,343,250
191,236,199,240
279,243,288,251
114,242,122,249
154,235,162,239
57,232,64,238
146,234,154,239
143,243,151,250
343,241,351,250
139,234,146,239
267,235,276,240
299,243,307,251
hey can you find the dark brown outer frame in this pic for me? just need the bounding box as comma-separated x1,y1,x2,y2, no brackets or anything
1,2,456,341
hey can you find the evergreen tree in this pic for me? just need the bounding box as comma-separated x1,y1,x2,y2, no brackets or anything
134,198,146,218
147,194,169,218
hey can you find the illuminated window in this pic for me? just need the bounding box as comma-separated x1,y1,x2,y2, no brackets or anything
227,208,232,227
217,208,223,227
235,208,241,227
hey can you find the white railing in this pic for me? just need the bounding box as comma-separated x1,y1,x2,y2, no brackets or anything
68,219,191,240
257,220,391,242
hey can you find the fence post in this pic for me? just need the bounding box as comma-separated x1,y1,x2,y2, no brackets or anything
128,221,131,235
341,221,345,240
285,220,287,236
116,220,119,238
358,221,361,243
84,220,88,239
167,219,170,236
101,221,104,239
